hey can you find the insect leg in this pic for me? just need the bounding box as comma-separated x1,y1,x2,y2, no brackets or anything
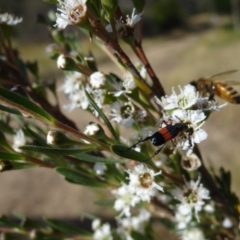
125,135,152,152
146,144,165,160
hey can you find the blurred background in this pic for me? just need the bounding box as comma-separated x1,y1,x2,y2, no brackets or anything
1,0,240,236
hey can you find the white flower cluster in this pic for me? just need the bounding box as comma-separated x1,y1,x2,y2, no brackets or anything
59,71,106,116
172,176,210,222
156,84,210,151
112,164,163,218
92,209,151,240
0,13,22,25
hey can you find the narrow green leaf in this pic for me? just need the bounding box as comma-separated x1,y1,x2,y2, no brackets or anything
0,215,20,228
56,167,107,187
25,127,47,146
94,199,115,206
26,61,39,79
0,152,25,161
20,145,93,155
43,0,58,3
85,90,119,141
44,218,90,234
71,153,127,164
0,104,22,116
78,212,98,220
0,87,55,123
111,144,148,163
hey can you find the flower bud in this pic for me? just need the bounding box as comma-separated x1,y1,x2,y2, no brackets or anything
89,72,106,88
84,122,106,139
46,131,76,146
57,54,79,71
181,152,201,171
0,160,13,172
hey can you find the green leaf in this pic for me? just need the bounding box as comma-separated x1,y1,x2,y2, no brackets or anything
43,0,58,3
0,152,25,161
94,199,115,206
0,87,55,123
78,211,98,220
25,127,47,146
20,145,93,155
44,218,90,234
111,144,148,163
56,167,107,187
0,215,20,228
0,104,22,116
85,90,119,141
26,61,39,79
72,153,127,164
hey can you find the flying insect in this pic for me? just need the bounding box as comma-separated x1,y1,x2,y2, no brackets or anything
190,70,240,104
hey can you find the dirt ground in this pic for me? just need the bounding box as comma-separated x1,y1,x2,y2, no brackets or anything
1,26,240,224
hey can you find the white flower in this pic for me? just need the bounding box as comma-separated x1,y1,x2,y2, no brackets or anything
112,184,141,217
84,121,100,136
172,109,207,149
106,8,142,33
63,85,90,111
93,162,107,175
57,54,67,69
12,129,26,152
122,72,136,93
92,219,101,230
116,209,151,240
108,79,126,97
178,227,206,240
110,101,135,128
60,71,85,95
0,13,22,25
126,164,163,202
93,221,113,240
157,85,198,110
222,217,233,228
125,8,143,28
175,206,192,230
172,176,210,222
90,72,106,88
55,0,87,29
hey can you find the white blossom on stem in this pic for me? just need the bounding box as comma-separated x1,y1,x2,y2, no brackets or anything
55,0,88,29
0,13,22,25
90,71,106,88
178,227,206,240
112,184,141,218
110,101,135,128
116,209,151,240
157,85,198,110
126,164,163,202
172,176,210,222
12,129,26,152
92,219,113,240
106,8,142,33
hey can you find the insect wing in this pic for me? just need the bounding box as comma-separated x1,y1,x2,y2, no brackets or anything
209,70,238,79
